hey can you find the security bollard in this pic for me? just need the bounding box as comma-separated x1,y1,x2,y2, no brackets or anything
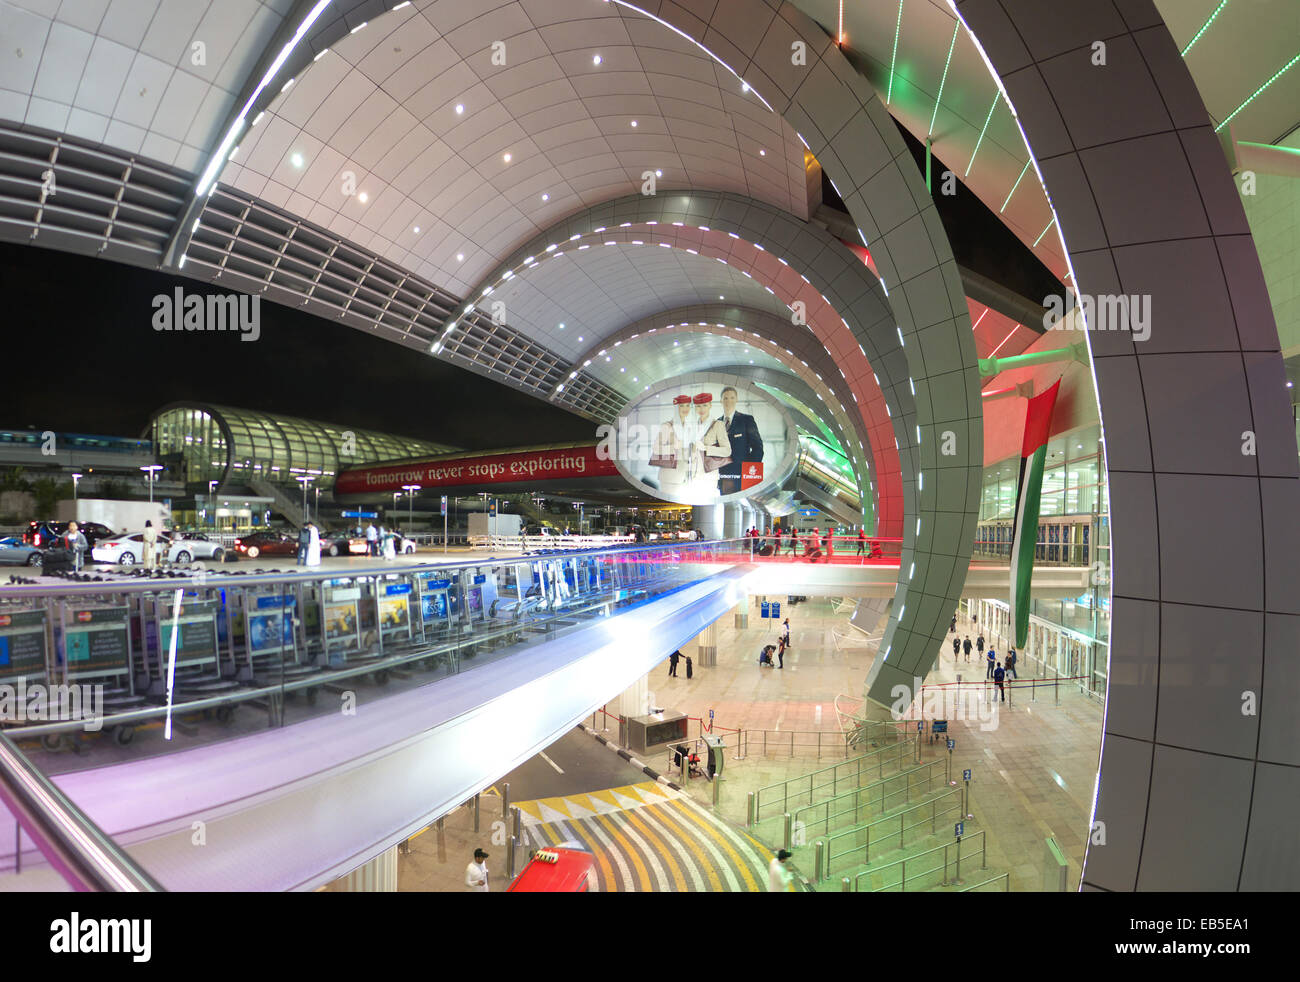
507,835,517,880
783,813,793,851
436,816,446,863
814,840,824,884
747,791,756,828
473,793,480,833
511,804,521,846
502,782,510,822
841,877,851,893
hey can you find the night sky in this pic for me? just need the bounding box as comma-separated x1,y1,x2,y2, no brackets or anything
0,240,595,450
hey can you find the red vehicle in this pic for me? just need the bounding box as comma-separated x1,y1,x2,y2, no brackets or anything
232,530,298,559
506,847,598,892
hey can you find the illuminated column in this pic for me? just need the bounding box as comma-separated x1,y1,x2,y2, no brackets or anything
614,675,649,722
692,502,724,539
695,620,719,667
338,845,398,891
734,594,749,630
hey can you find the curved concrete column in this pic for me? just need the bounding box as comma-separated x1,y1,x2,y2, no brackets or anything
955,0,1300,890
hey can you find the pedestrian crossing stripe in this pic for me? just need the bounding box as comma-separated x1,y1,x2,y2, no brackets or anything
513,781,677,826
518,790,770,891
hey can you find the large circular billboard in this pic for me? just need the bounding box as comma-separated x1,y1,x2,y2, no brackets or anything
598,373,798,506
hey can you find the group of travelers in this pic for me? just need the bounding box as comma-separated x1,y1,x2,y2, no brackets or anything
757,617,792,669
296,521,321,566
362,521,402,559
949,610,1017,701
746,526,882,562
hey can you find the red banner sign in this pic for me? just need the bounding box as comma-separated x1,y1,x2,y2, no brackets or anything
740,461,764,491
335,445,619,496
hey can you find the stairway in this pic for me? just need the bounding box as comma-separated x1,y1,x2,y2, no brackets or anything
248,477,308,528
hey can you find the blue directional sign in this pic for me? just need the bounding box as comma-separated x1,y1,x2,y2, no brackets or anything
341,510,378,518
709,709,715,720
947,738,955,750
954,822,964,838
760,601,771,618
963,769,972,782
771,602,780,619
440,495,448,516
917,721,924,731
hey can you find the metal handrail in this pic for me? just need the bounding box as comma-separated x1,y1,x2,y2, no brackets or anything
822,787,965,874
0,535,759,599
753,737,917,822
959,872,1010,892
0,732,162,891
791,759,946,838
850,830,987,892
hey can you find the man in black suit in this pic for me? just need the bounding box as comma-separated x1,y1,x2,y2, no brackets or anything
717,386,763,495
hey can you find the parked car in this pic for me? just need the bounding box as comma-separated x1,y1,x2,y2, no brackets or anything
165,532,225,563
319,530,368,557
24,520,115,550
91,532,174,566
232,530,298,559
0,536,44,567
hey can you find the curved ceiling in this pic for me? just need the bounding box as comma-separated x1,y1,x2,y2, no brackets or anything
219,0,809,297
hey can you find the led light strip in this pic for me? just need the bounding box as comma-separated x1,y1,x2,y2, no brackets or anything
887,0,904,105
1215,50,1300,132
1181,0,1229,58
928,21,960,137
195,0,334,197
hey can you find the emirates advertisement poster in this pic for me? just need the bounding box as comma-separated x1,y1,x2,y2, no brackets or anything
600,375,796,506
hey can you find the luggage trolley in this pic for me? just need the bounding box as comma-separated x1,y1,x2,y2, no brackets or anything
57,600,141,749
143,592,241,738
0,602,56,746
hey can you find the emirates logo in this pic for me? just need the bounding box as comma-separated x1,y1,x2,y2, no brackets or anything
76,611,93,622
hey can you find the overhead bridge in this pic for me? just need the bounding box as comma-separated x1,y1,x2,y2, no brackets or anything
0,539,1085,890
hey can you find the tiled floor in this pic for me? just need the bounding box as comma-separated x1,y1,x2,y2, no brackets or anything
647,598,1104,891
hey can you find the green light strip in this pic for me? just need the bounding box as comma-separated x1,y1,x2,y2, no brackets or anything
886,0,903,105
965,90,1001,177
928,20,960,137
1000,160,1031,213
1216,50,1300,132
1181,0,1229,57
1033,216,1056,248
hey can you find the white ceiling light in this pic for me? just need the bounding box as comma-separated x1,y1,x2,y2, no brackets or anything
503,152,512,163
630,120,638,127
455,103,464,115
357,191,368,203
541,193,549,201
558,322,565,329
290,152,303,168
350,21,367,34
412,225,420,233
456,253,464,262
655,169,663,177
759,148,766,156
592,54,602,65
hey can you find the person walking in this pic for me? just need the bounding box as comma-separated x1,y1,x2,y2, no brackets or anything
768,849,794,892
142,520,159,570
856,528,866,557
297,523,311,566
986,648,997,680
781,617,791,645
668,649,681,677
465,848,490,892
776,636,786,669
952,636,961,659
306,522,321,566
950,614,957,634
962,636,972,660
976,634,985,659
773,527,782,554
365,522,378,557
825,527,834,559
1006,648,1018,680
993,661,1006,702
788,528,799,557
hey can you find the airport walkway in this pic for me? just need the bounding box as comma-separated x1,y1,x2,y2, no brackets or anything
650,598,1103,891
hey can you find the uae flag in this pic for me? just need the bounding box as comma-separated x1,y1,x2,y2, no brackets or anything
1009,379,1061,648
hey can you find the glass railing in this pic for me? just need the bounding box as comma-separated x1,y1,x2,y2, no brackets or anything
0,536,756,890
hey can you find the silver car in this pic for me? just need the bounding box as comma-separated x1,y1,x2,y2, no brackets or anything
0,535,43,567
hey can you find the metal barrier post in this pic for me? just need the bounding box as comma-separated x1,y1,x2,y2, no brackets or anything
1055,675,1060,706
941,844,950,887
955,835,963,885
841,877,850,893
763,730,767,757
436,816,446,862
747,791,756,828
901,859,907,893
473,793,480,833
817,730,822,759
502,782,510,823
712,774,720,809
783,813,793,851
511,805,521,847
814,841,824,884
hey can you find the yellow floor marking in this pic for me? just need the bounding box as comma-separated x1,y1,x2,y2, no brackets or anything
571,813,631,892
623,807,689,891
593,812,652,891
537,796,573,819
648,802,725,891
603,810,671,892
586,788,623,810
672,799,761,891
512,800,543,821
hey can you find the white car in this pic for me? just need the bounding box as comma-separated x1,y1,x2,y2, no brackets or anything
91,532,225,566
